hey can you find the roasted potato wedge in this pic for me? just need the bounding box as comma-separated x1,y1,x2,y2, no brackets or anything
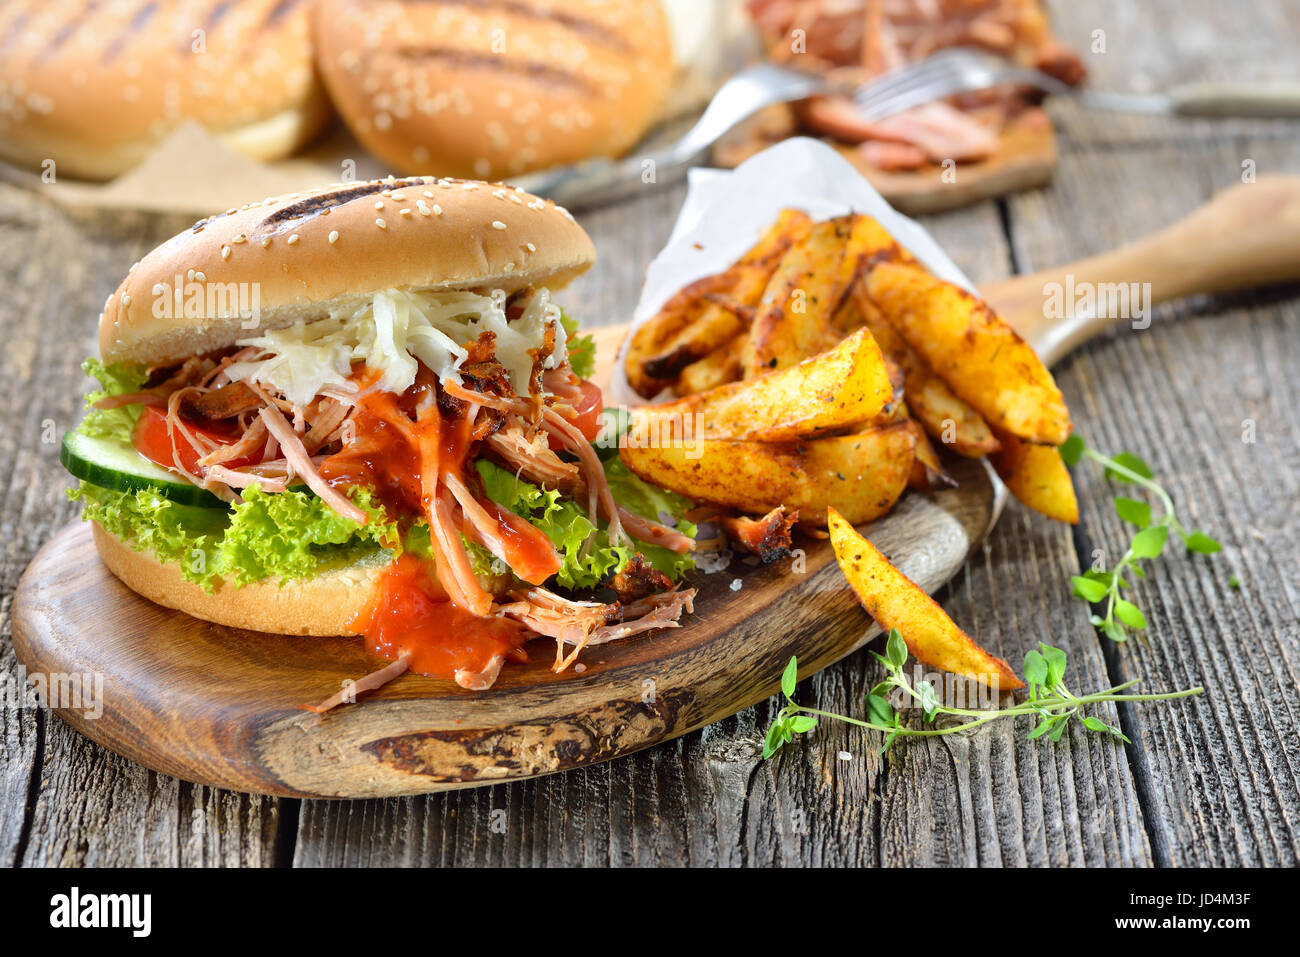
827,509,1025,690
904,415,955,492
865,262,1072,445
637,209,813,386
624,272,736,398
742,215,853,377
636,328,893,442
620,422,915,524
839,287,1000,457
990,429,1079,524
833,214,919,296
676,337,744,395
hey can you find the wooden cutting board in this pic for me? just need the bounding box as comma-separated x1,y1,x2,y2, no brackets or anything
13,177,1300,798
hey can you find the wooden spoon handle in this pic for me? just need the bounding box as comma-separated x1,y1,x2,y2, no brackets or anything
978,176,1300,366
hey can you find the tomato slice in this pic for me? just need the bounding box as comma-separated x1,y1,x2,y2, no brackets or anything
132,405,253,474
547,378,604,452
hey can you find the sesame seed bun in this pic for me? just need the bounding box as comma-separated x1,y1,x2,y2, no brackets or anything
0,0,331,181
311,0,675,179
92,522,508,637
98,175,597,366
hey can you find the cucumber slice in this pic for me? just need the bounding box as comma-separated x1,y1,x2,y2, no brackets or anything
61,431,227,508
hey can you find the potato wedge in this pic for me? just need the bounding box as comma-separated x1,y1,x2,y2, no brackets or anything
620,422,914,524
905,415,955,492
636,327,893,442
833,214,919,295
676,337,743,395
624,272,736,398
990,429,1079,524
827,508,1025,690
843,286,1000,457
742,215,853,377
865,262,1071,445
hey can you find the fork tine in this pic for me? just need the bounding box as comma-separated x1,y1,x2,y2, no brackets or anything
851,50,968,104
854,61,970,115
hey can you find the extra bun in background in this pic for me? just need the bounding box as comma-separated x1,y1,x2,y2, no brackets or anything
99,175,596,366
0,0,331,180
312,0,675,179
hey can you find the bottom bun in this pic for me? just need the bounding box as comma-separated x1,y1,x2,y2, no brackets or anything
92,522,383,636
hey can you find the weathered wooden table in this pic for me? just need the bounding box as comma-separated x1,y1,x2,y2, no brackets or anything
1,0,1297,867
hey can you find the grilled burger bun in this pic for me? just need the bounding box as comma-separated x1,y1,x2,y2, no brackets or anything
89,176,593,635
0,0,331,180
100,175,596,365
311,0,675,179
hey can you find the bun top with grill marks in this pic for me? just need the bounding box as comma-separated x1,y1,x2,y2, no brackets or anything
312,0,674,179
98,175,596,366
0,0,331,180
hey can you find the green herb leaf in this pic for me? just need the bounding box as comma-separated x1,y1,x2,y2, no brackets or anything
1058,434,1086,467
865,693,896,727
1184,531,1223,555
1114,599,1148,629
1039,643,1068,687
885,628,908,670
1106,451,1154,482
1131,525,1169,560
789,715,818,734
781,657,798,700
1114,496,1152,528
1071,575,1109,603
1023,649,1048,688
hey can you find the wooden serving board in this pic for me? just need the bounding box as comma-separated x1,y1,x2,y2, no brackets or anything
11,323,1001,798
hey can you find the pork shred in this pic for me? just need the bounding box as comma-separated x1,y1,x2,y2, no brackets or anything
721,506,798,563
745,0,1085,171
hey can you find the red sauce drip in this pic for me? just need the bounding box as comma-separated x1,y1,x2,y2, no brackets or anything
350,555,530,681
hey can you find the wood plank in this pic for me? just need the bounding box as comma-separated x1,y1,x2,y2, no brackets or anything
1005,137,1300,866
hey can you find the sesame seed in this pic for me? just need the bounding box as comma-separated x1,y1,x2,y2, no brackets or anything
525,242,536,253
374,200,384,210
195,271,206,282
400,208,412,217
328,230,339,244
509,194,523,204
221,245,231,260
120,293,131,305
391,192,406,200
376,218,387,229
186,269,195,280
504,262,515,272
287,234,299,245
232,234,247,244
152,283,165,295
423,190,433,198
417,201,431,216
492,221,507,230
432,204,443,216
261,237,272,248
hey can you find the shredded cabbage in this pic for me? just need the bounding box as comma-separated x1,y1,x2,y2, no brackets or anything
225,287,567,406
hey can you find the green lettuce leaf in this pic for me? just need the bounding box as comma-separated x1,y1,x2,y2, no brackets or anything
560,310,596,381
475,458,695,590
71,482,404,592
78,358,148,443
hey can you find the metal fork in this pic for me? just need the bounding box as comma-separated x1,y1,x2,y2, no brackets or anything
511,62,830,210
853,46,1300,121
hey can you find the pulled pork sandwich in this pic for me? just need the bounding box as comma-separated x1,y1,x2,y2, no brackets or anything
64,177,696,700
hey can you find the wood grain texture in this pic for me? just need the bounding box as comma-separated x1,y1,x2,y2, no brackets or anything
1,0,1298,866
1006,137,1300,866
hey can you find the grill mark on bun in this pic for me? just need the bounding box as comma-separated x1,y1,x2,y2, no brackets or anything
263,0,304,27
393,47,598,97
42,0,101,59
261,178,431,227
0,11,33,58
409,0,632,53
103,1,159,63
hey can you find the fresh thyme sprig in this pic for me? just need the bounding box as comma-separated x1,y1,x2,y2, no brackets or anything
762,629,1203,759
1059,435,1221,642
